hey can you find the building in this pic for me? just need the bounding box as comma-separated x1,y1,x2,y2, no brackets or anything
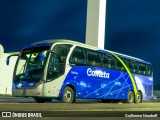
0,45,17,95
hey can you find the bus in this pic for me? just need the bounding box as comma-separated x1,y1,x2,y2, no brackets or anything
6,39,153,103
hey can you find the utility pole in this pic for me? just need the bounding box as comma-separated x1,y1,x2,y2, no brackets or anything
85,0,107,49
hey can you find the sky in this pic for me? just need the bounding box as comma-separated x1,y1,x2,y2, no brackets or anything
0,0,87,51
105,0,160,88
0,0,160,88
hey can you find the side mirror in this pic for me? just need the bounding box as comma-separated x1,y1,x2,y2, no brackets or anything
6,54,19,65
6,58,10,65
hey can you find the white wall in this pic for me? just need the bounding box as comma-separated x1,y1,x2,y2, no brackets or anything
0,53,17,95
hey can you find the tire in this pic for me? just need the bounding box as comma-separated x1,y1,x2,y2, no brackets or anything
34,97,46,103
135,91,142,103
61,87,75,103
127,91,135,103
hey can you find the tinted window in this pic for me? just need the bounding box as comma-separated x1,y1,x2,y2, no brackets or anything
146,65,152,76
115,59,125,71
52,44,72,63
70,47,86,66
47,53,65,80
138,63,147,75
87,50,101,67
138,63,152,76
128,60,138,74
103,54,116,70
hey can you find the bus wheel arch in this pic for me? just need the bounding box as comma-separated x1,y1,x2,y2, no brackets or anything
60,84,76,103
135,90,142,103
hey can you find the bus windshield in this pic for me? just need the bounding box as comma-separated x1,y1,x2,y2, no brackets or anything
13,46,50,83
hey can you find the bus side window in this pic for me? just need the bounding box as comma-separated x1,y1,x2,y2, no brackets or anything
132,61,138,73
138,63,147,75
116,59,125,71
47,53,65,80
87,50,101,67
70,47,86,66
120,58,127,72
103,54,116,70
128,60,138,74
103,55,109,68
146,65,152,76
52,44,72,63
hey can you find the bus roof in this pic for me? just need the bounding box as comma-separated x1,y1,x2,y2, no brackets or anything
98,49,151,65
30,39,98,49
26,39,151,65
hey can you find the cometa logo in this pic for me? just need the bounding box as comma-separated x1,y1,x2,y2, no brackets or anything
87,68,110,78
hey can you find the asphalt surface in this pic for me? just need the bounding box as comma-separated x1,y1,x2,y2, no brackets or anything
0,97,160,117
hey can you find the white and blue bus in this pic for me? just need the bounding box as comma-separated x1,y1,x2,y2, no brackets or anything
7,39,153,103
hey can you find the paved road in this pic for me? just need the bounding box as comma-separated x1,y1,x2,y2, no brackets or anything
0,97,34,103
0,97,159,117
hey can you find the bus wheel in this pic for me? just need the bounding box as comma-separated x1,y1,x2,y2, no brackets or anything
61,87,75,103
34,97,46,103
127,91,135,103
135,91,142,103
